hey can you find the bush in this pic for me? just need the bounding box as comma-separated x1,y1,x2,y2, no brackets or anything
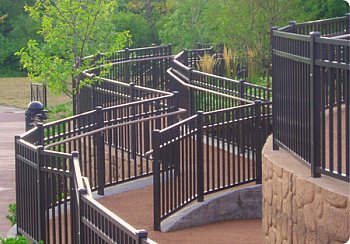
6,204,16,226
0,236,29,244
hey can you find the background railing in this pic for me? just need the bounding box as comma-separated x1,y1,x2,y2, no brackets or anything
272,14,349,182
30,82,47,107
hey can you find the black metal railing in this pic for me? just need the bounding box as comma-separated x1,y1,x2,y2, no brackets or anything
31,82,47,107
152,102,264,230
150,43,272,230
15,45,177,243
16,43,272,243
272,14,349,182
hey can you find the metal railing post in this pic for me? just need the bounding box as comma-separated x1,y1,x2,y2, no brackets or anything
14,135,20,236
125,48,130,83
183,49,188,67
92,81,97,108
271,26,280,151
130,83,137,161
196,111,204,202
37,145,46,243
168,43,173,56
310,31,321,178
152,44,159,89
43,84,47,107
172,91,181,176
288,20,297,33
239,79,245,106
345,13,350,33
95,106,106,195
36,122,44,146
136,229,148,244
188,68,194,116
152,129,161,231
254,100,262,184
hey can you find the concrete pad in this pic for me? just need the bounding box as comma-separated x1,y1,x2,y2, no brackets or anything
162,185,262,232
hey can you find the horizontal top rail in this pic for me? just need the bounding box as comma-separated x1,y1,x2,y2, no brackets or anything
167,68,253,104
82,54,173,78
72,152,85,192
81,194,146,240
95,76,173,96
315,36,350,46
203,103,254,115
293,15,347,29
44,108,187,149
273,30,312,41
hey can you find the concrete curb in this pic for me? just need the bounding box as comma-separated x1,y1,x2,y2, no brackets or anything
6,224,16,238
161,184,262,232
92,176,154,200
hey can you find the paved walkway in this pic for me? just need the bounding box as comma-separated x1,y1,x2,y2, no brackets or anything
98,185,262,244
0,106,24,237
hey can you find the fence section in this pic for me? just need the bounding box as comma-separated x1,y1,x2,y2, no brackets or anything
272,15,349,181
31,83,47,107
17,42,273,243
152,102,263,230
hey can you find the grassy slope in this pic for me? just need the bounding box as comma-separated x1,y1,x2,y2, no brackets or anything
0,77,69,109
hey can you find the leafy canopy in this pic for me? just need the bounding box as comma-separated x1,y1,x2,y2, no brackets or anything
16,0,130,97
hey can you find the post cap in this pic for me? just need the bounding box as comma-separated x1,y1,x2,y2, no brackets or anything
136,229,148,239
309,31,321,37
27,101,44,111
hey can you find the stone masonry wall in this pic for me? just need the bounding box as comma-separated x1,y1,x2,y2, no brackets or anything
262,136,349,244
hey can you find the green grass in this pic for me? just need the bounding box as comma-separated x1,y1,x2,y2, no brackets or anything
47,101,73,122
0,77,69,109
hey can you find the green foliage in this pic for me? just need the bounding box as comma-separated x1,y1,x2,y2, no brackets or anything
47,101,73,122
0,236,29,244
6,204,16,226
159,0,348,86
159,0,207,49
112,12,153,47
296,0,349,20
0,0,40,76
16,0,131,99
123,0,169,43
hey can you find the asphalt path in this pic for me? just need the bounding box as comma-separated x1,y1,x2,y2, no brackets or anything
0,106,24,237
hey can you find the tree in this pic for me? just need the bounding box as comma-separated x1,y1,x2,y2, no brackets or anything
158,0,207,50
112,12,153,48
16,0,130,112
125,0,169,43
0,0,39,76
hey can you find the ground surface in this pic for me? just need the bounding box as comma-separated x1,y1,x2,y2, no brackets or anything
0,106,24,236
0,77,68,109
98,185,262,244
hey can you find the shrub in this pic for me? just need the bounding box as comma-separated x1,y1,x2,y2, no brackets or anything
0,236,29,244
197,53,217,74
6,204,16,226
